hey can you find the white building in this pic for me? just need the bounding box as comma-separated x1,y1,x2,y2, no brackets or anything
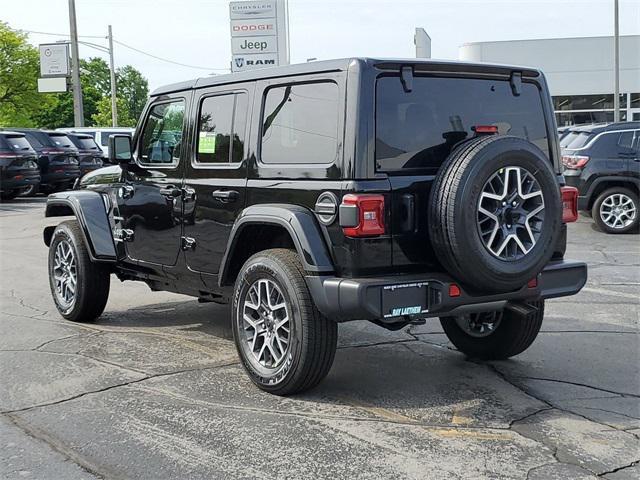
459,35,640,126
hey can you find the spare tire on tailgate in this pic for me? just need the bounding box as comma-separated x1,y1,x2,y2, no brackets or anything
428,135,561,293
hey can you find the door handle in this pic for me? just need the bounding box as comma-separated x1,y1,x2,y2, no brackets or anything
159,186,182,198
212,190,239,202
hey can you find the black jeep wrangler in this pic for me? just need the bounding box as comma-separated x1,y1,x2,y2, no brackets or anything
44,58,587,395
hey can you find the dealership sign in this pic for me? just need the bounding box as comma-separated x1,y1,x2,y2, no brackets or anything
39,43,70,77
229,0,289,72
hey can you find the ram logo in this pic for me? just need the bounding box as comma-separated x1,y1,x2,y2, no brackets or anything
235,57,245,68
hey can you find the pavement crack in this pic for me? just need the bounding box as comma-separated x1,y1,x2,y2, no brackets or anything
0,361,240,415
338,338,416,350
597,459,640,477
510,375,639,399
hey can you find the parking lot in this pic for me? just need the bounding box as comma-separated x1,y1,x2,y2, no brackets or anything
0,197,638,480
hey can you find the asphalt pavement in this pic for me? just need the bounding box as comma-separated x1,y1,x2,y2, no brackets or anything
0,197,638,480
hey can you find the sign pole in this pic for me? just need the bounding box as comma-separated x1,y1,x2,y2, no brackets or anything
108,25,118,127
613,0,620,123
68,0,84,126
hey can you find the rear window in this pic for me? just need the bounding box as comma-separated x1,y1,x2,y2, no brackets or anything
559,131,579,148
5,135,32,151
48,134,73,148
375,76,549,172
564,131,594,150
99,131,126,146
73,137,100,150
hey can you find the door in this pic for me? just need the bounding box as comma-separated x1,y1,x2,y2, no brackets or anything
118,96,188,267
182,86,252,279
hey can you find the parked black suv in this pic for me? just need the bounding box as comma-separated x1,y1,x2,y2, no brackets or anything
0,131,40,200
10,129,81,194
66,133,106,175
562,122,639,233
43,59,587,395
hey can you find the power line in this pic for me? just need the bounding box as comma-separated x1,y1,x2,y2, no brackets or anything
112,39,229,71
21,28,228,72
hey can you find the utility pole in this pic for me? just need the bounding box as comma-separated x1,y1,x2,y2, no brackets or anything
108,25,118,127
613,0,620,122
68,0,84,126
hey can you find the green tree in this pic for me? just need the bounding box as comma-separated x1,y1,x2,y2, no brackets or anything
91,96,136,127
117,65,148,122
0,21,45,126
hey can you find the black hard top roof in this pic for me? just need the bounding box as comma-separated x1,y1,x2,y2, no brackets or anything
65,132,94,139
151,57,542,96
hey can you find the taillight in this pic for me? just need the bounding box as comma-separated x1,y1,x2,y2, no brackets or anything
341,194,385,237
561,186,578,223
473,125,499,134
562,155,589,169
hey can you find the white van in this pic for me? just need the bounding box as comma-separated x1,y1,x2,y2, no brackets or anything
56,127,134,157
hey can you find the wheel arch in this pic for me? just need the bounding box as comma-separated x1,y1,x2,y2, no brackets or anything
218,204,335,287
586,177,640,210
44,191,117,262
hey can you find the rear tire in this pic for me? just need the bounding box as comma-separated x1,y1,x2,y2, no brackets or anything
48,220,110,322
440,300,544,360
232,248,337,395
592,187,638,234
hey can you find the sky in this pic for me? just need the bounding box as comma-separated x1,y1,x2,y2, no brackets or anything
2,0,639,90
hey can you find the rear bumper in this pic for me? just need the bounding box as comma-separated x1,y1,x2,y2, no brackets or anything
1,174,40,191
306,260,587,323
42,169,80,187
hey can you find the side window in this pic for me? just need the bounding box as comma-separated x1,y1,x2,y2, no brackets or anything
261,82,339,164
617,131,634,150
139,100,185,164
196,92,247,164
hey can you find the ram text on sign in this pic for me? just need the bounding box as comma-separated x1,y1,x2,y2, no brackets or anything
232,54,278,71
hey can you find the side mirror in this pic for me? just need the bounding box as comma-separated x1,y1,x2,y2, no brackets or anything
109,134,133,165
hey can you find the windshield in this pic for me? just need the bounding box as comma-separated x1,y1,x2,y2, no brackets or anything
375,76,549,172
100,131,128,146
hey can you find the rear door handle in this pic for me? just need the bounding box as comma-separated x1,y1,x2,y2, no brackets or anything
159,186,182,198
212,190,239,202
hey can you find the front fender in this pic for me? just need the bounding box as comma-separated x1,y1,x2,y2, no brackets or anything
219,204,335,287
44,190,117,262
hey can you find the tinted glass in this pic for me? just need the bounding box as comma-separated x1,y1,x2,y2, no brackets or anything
0,136,10,151
617,131,634,149
261,82,339,164
4,136,32,151
565,132,594,149
23,132,45,148
72,137,100,150
197,93,247,164
376,76,549,172
139,101,185,164
559,131,579,147
590,133,619,156
100,131,127,146
48,134,74,148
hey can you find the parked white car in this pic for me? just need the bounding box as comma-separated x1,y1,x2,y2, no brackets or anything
56,127,134,157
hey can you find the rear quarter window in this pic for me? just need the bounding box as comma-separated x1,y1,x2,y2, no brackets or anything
375,76,549,172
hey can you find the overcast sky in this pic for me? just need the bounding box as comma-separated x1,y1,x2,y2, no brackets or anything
3,0,639,90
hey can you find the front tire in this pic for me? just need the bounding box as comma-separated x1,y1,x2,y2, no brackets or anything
48,220,110,322
592,187,638,234
232,248,337,395
440,300,544,360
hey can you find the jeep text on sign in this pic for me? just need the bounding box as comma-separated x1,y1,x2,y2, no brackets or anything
231,36,277,54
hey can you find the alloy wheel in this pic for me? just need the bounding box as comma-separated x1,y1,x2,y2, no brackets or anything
599,193,636,229
53,239,77,309
241,279,291,369
477,166,545,260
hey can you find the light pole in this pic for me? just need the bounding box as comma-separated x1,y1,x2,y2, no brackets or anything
614,0,620,122
68,0,84,126
108,25,118,127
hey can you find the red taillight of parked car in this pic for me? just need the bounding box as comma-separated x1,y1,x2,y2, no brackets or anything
561,186,579,223
341,194,385,237
562,155,589,169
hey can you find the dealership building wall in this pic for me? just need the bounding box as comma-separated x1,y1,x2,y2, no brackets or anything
459,35,640,126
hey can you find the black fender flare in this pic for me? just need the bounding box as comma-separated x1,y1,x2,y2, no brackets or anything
219,204,335,287
583,176,640,207
44,190,117,262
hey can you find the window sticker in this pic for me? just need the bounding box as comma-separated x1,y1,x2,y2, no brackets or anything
199,131,217,154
